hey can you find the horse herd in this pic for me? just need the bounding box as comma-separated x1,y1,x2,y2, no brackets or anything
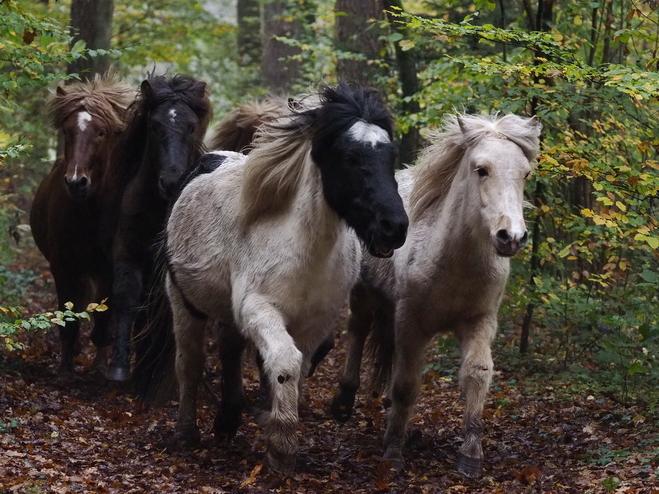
29,73,542,477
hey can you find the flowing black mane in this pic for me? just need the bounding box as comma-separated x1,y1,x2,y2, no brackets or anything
107,74,212,190
278,82,394,145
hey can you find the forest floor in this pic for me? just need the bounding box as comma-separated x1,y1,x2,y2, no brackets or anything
1,248,659,494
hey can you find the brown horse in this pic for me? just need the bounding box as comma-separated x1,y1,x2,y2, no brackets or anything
207,99,284,152
30,75,135,375
106,74,212,382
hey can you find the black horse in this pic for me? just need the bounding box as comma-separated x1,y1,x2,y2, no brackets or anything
106,74,212,381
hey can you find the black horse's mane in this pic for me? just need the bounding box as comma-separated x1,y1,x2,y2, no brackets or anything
106,74,212,191
295,82,394,147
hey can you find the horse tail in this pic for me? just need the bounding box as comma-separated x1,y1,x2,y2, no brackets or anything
132,234,177,404
366,303,396,397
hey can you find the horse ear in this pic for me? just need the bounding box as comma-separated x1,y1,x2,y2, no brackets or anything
141,79,153,99
527,115,542,134
56,85,67,97
457,115,471,134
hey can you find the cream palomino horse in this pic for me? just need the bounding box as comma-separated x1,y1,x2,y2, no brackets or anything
164,83,409,474
330,113,542,477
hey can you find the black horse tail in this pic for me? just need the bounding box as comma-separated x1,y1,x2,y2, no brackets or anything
132,233,177,404
365,301,396,397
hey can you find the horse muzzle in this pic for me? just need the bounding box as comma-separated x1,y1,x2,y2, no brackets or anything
64,175,90,199
493,229,528,257
368,219,408,258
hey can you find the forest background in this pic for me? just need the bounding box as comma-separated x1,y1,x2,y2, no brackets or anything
1,0,659,428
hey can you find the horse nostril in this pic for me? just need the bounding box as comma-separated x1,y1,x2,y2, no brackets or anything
78,176,89,188
64,176,72,186
520,231,528,245
379,218,395,236
496,229,511,244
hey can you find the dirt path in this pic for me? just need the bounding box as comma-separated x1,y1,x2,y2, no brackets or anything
2,316,658,494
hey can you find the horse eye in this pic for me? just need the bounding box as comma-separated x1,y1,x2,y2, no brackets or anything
188,124,196,134
98,130,106,138
476,167,488,177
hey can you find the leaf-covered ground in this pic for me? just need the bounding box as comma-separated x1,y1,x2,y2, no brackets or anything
2,258,659,493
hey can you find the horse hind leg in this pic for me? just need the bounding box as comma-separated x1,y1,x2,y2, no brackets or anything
330,283,376,423
382,311,431,471
214,323,248,439
169,277,206,447
455,319,496,478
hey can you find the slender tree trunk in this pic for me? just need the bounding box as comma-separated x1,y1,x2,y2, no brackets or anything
520,0,553,354
334,0,385,86
382,0,421,166
238,0,262,67
261,0,311,92
67,0,114,80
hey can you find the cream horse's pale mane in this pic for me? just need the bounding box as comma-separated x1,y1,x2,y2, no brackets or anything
239,96,319,226
409,113,541,222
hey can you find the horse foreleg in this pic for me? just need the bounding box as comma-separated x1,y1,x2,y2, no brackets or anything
455,318,496,478
90,274,113,375
241,294,302,475
169,278,206,447
331,283,376,422
214,323,247,439
51,268,84,376
108,255,143,381
383,319,430,470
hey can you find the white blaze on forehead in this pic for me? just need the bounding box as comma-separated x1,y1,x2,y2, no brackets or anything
77,111,92,131
169,108,177,123
347,120,390,146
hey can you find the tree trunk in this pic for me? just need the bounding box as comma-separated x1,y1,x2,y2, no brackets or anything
382,0,421,166
520,0,553,354
67,0,114,80
334,0,385,86
261,0,309,92
238,0,262,67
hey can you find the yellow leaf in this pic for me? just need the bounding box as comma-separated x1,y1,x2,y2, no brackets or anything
581,208,594,217
399,39,416,51
648,237,659,249
64,301,73,310
616,201,627,211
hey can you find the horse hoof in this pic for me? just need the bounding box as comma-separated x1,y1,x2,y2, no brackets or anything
107,365,131,382
383,447,405,472
174,425,201,448
329,395,353,423
213,411,242,438
266,450,296,475
456,452,482,478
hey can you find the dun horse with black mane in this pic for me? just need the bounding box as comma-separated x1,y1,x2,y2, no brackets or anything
164,83,408,473
30,75,134,376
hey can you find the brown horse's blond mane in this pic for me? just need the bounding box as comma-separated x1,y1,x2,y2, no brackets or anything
209,98,287,153
48,74,134,133
409,113,541,222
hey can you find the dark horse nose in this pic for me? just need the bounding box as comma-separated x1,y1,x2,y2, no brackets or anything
379,213,408,250
64,175,89,198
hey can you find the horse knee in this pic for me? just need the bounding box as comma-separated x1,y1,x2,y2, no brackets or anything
391,379,419,410
459,362,493,392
